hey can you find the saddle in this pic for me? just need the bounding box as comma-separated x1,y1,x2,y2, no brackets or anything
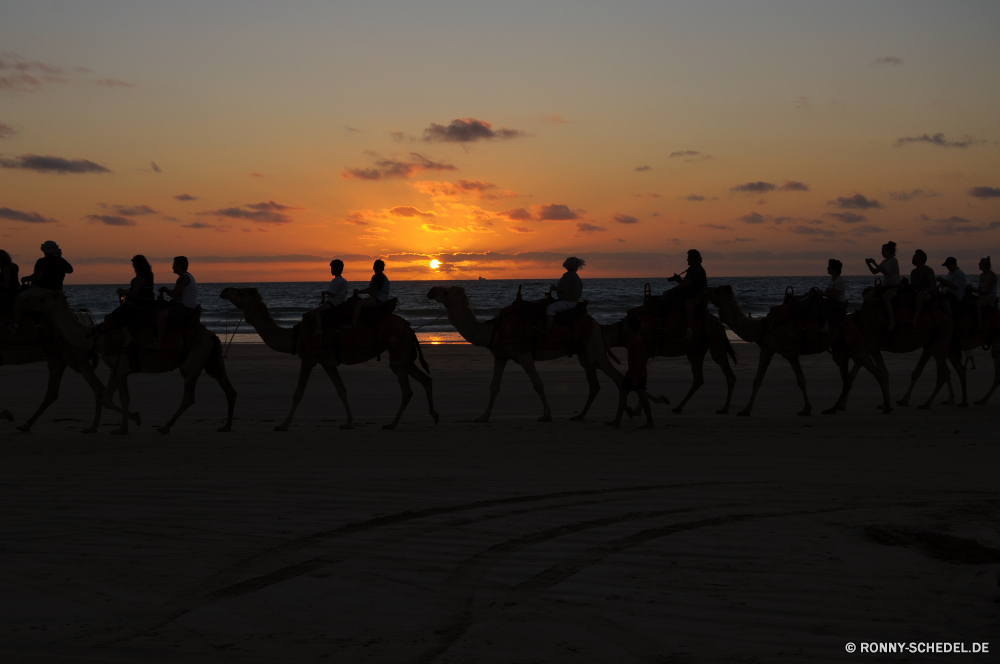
103,312,205,360
298,298,400,358
494,286,593,356
763,288,852,354
0,310,61,355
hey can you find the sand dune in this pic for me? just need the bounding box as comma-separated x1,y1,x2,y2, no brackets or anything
1,344,997,662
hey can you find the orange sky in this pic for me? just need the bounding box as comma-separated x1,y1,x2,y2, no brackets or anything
2,2,998,283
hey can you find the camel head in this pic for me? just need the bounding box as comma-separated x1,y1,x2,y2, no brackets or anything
219,287,264,310
703,285,735,307
427,285,470,310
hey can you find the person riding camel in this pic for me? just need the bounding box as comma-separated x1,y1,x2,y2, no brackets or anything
936,256,966,318
105,255,156,347
352,259,390,328
664,249,707,340
151,256,198,350
6,240,73,334
311,259,349,337
909,249,936,325
0,250,20,314
969,256,997,333
820,258,846,333
864,241,899,331
544,256,584,335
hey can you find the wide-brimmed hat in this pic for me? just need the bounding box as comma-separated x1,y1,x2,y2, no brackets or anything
942,256,957,266
40,240,60,253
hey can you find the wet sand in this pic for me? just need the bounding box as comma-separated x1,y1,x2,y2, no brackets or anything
1,344,998,662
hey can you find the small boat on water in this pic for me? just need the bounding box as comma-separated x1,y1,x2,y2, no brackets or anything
478,276,486,281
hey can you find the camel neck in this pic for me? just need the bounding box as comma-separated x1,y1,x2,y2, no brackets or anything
242,302,296,353
445,304,495,348
716,298,762,342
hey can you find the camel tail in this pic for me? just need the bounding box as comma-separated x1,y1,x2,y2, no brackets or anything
412,328,430,373
725,335,737,365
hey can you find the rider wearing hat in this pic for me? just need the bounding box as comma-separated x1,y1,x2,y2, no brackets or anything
6,240,73,334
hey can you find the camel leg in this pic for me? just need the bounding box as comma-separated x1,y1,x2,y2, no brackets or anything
917,354,951,410
974,346,1000,405
158,367,201,434
275,359,316,431
475,355,508,423
111,375,132,435
897,347,933,406
738,348,773,417
787,355,812,416
519,355,553,422
943,350,968,407
570,360,600,421
17,358,68,432
709,342,736,415
383,363,414,430
320,362,354,429
206,355,238,432
406,363,440,425
673,352,706,414
823,351,852,415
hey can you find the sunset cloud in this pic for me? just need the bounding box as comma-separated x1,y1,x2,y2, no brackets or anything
201,200,303,225
779,181,809,191
535,204,580,221
921,216,1000,236
86,214,136,227
174,194,198,201
871,56,903,66
701,223,734,230
731,181,776,193
342,152,457,180
893,133,985,148
851,224,886,236
0,122,16,138
967,186,1000,199
389,206,435,218
826,212,868,223
889,189,940,201
669,150,700,158
412,179,517,200
739,212,766,224
575,222,607,234
110,204,157,217
683,194,706,202
0,207,56,223
423,118,526,143
499,208,533,221
421,223,453,232
828,194,882,210
182,221,214,229
542,113,569,124
0,154,110,174
0,53,79,93
634,165,651,172
94,78,135,88
612,213,638,224
791,225,836,238
507,226,536,233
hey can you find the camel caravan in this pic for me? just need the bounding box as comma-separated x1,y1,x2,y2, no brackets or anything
1,242,997,433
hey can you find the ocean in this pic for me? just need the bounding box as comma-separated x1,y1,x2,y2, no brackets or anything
58,275,969,346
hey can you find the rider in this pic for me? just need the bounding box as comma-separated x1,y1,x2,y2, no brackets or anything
152,256,198,350
909,249,936,325
545,256,584,334
820,259,846,333
969,256,997,333
105,255,156,347
0,250,19,314
664,249,707,340
864,241,899,331
312,259,349,337
7,240,73,334
936,256,966,318
352,259,390,328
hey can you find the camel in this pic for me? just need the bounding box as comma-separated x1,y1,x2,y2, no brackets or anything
601,311,737,414
1,311,138,433
847,287,953,409
427,286,623,422
702,285,892,416
22,290,236,434
219,288,437,430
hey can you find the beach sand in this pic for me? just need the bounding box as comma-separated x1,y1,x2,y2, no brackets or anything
1,343,998,662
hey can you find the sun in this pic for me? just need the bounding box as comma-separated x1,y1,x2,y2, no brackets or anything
429,259,441,269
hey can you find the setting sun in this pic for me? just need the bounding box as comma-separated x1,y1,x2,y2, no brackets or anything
429,259,441,270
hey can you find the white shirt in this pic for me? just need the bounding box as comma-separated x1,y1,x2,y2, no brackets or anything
943,268,966,293
880,256,900,287
181,272,199,308
827,276,847,302
326,275,348,305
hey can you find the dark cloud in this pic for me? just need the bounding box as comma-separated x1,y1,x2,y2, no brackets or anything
112,204,157,217
0,53,73,93
850,224,885,236
389,206,434,218
499,208,534,222
86,214,136,227
731,181,776,193
792,225,836,238
700,223,734,230
613,213,639,224
174,194,198,201
344,125,361,133
968,186,1000,199
149,161,161,173
779,181,809,191
415,179,517,200
921,216,1000,236
0,154,110,174
342,152,457,180
535,204,580,221
893,133,985,148
828,194,883,210
0,207,55,223
739,212,766,224
0,122,16,138
94,78,135,88
669,150,700,158
423,118,526,143
871,56,903,66
826,212,868,223
182,222,214,229
249,172,264,178
575,222,606,234
889,189,940,201
507,226,536,233
683,194,706,202
200,200,303,225
634,165,651,172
